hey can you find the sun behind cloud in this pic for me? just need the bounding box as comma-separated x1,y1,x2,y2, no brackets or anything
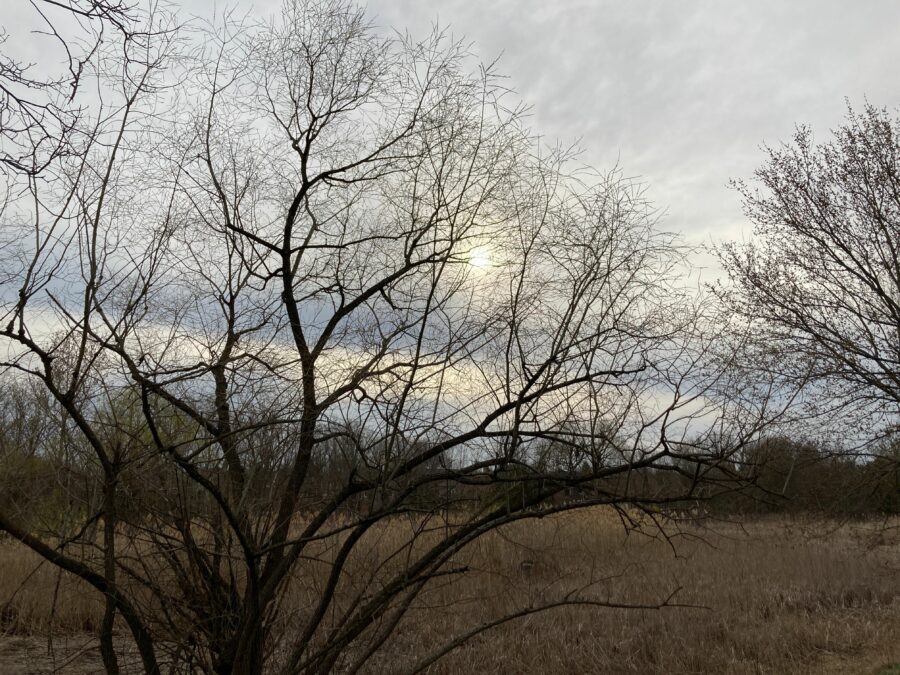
468,245,493,269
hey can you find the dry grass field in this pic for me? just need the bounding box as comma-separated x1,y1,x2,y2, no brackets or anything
1,509,898,674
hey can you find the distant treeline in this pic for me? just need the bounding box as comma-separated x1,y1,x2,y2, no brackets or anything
2,411,898,533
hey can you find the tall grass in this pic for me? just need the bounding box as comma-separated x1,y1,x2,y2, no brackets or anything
1,510,898,673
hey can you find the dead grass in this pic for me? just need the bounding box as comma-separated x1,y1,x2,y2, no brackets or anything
1,511,898,673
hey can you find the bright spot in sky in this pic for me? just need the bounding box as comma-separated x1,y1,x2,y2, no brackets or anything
468,245,493,269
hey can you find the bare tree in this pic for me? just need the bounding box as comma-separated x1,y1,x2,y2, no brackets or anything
0,2,783,673
716,103,900,448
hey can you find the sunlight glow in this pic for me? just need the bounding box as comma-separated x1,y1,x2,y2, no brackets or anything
468,245,493,269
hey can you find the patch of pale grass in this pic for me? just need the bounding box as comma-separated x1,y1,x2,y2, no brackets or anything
1,511,898,673
0,544,101,635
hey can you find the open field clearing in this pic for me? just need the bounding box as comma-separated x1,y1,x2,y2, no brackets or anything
1,509,898,674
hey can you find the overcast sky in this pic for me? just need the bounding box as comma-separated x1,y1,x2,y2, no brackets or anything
6,1,900,253
360,0,900,252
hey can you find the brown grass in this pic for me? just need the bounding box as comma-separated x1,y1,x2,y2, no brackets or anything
1,510,899,674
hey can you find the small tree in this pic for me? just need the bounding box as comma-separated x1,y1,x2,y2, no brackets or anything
1,1,782,672
717,104,900,448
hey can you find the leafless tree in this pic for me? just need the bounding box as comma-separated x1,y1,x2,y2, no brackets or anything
1,2,786,672
716,103,900,450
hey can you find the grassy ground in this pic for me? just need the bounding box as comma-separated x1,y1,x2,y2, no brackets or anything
1,510,898,673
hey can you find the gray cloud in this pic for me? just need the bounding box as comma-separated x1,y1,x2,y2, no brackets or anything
5,0,898,249
365,0,900,246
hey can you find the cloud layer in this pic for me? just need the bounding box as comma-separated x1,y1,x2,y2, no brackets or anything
4,0,898,250
365,0,900,248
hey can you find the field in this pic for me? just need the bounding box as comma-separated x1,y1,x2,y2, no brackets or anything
1,510,898,674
